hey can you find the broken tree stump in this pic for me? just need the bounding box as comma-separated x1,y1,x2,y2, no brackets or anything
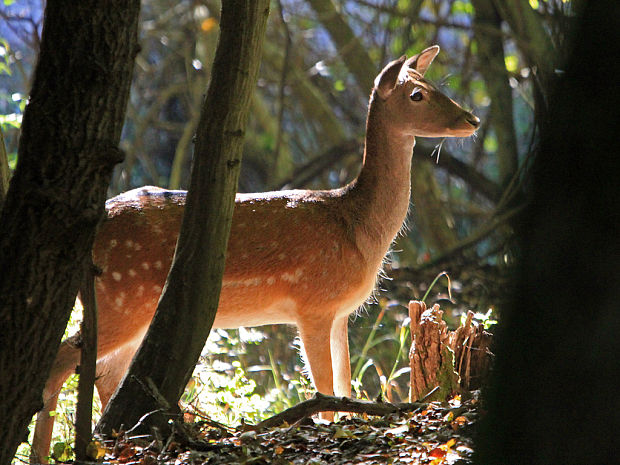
449,310,494,390
409,301,494,402
408,301,460,402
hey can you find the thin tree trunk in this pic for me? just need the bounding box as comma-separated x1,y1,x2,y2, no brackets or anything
96,0,270,435
307,0,376,92
0,1,139,464
0,128,9,208
74,261,98,461
472,0,519,186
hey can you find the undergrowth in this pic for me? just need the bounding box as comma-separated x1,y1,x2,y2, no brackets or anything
14,273,495,464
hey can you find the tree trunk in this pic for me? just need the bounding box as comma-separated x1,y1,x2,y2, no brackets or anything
0,1,139,464
471,0,519,186
0,128,9,208
475,2,620,463
494,0,556,123
96,0,270,435
306,0,376,93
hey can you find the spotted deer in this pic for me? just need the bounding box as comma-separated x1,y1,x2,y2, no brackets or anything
33,46,479,461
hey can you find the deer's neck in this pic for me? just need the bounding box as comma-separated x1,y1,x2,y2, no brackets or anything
344,97,415,261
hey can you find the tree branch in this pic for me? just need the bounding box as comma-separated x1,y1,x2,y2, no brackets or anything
252,393,424,431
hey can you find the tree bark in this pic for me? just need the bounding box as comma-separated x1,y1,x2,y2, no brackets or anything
0,1,139,464
475,2,620,463
408,301,460,402
74,261,99,461
96,0,270,436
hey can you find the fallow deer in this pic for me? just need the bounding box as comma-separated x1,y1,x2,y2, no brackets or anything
32,45,479,462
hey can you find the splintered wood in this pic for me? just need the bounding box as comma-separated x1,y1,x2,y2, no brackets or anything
408,301,460,402
450,310,493,390
408,301,493,402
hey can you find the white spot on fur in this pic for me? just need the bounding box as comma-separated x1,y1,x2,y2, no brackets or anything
141,262,150,270
266,277,275,285
128,269,137,277
278,253,286,260
112,271,122,282
109,239,118,248
152,285,162,294
97,281,106,292
137,285,145,297
134,242,142,251
281,268,303,284
125,240,134,248
243,277,262,287
115,296,124,307
154,260,163,270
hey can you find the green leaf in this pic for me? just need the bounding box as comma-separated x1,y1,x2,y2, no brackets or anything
452,0,474,15
504,55,519,73
483,134,498,153
52,442,73,462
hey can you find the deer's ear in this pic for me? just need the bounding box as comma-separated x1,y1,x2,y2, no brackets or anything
374,55,406,100
405,45,440,76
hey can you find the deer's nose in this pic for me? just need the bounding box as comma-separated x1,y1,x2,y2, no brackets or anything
467,114,481,128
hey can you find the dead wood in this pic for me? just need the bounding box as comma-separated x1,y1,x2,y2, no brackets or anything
408,301,460,402
252,392,423,431
449,310,494,390
409,301,494,402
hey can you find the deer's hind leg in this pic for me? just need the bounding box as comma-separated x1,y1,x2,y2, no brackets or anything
94,335,143,407
32,337,81,464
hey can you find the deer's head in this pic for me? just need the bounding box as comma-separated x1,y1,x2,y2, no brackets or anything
374,46,480,138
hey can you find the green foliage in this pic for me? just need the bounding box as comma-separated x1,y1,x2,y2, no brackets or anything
183,327,312,426
0,39,12,76
460,308,497,330
483,132,498,153
452,0,474,15
504,55,519,73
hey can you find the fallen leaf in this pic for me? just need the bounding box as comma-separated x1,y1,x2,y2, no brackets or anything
429,446,446,458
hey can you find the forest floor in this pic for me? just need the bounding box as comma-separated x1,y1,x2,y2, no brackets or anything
97,392,480,465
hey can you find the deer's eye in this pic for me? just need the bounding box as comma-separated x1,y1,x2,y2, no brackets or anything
410,89,423,101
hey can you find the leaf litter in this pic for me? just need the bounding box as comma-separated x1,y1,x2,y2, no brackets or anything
90,392,479,465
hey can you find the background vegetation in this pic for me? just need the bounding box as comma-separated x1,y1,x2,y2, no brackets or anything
1,0,571,460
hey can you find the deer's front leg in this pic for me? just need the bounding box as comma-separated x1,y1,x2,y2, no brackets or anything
330,314,352,398
298,317,334,397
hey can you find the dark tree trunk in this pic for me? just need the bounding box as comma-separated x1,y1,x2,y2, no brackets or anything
475,2,620,464
0,1,139,463
96,0,270,435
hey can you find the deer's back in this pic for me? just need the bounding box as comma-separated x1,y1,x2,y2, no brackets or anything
93,187,377,348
